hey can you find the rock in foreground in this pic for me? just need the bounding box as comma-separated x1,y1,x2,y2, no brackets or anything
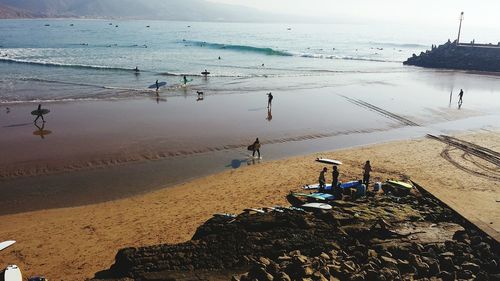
91,187,499,281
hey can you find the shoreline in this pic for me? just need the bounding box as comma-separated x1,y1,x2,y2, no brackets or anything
0,130,498,280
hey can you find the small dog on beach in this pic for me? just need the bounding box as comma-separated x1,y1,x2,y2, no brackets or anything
196,91,204,101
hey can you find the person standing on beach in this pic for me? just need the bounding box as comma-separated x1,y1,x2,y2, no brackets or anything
458,89,464,104
252,138,261,159
332,165,339,188
363,160,372,185
319,167,327,192
267,92,273,108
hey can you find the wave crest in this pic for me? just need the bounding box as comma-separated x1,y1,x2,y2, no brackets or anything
0,57,137,72
181,40,293,56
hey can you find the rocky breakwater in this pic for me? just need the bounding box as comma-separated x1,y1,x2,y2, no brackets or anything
91,187,499,281
404,41,500,72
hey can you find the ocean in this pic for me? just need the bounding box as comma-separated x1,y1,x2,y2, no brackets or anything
0,19,440,103
1,19,500,214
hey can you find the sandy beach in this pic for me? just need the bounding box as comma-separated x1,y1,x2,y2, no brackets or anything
0,130,498,280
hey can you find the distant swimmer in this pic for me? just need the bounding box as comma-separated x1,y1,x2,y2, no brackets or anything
261,63,265,67
218,56,221,60
267,92,273,108
458,89,464,104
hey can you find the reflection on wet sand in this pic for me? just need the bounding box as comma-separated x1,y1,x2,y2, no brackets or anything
266,107,272,121
228,157,261,169
33,122,52,139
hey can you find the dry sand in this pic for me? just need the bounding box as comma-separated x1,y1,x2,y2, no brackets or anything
0,130,498,280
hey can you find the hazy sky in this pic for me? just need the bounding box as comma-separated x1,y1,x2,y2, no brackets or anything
209,0,499,28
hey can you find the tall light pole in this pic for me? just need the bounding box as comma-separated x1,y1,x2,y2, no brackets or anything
457,12,464,45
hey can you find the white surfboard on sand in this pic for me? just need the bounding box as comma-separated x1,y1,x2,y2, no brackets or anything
301,202,332,210
316,158,342,165
0,240,16,251
3,265,22,281
243,208,265,214
303,183,332,190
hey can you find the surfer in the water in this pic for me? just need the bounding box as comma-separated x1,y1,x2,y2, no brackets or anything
134,66,140,72
155,80,160,91
267,92,273,108
183,76,188,85
34,104,45,123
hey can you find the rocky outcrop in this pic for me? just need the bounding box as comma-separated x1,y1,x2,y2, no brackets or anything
404,41,500,72
91,189,499,281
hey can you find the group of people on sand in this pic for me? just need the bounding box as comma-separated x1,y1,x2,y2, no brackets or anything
318,160,372,199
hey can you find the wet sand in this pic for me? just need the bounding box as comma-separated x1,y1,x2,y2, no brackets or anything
0,131,498,280
1,69,500,216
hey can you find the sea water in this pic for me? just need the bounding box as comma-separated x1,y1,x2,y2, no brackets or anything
0,19,447,103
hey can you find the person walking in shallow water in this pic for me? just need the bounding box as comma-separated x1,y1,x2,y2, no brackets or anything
267,92,273,108
155,80,159,91
458,89,464,104
252,138,261,159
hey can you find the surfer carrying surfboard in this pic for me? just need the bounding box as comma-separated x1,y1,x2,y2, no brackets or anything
34,104,46,123
183,76,188,85
251,138,261,158
155,80,159,91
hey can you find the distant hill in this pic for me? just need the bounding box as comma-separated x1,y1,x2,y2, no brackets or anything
0,0,283,22
0,4,37,18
